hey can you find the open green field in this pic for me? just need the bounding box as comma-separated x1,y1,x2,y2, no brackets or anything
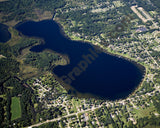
11,97,21,120
132,105,156,118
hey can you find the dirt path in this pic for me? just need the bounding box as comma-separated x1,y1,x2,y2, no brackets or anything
131,5,148,23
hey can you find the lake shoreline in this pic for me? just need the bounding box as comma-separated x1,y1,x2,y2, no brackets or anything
0,23,11,42
53,19,146,101
53,20,147,101
15,18,146,101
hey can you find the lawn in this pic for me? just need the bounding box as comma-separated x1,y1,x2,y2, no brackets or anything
11,97,21,120
132,105,156,118
144,125,160,128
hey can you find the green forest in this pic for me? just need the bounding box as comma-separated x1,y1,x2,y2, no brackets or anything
0,35,64,127
24,51,61,70
0,0,66,22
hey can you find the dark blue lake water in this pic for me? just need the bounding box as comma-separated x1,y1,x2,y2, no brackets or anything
0,23,11,43
16,20,145,100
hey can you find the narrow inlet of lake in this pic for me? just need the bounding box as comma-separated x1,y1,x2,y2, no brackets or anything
0,23,11,43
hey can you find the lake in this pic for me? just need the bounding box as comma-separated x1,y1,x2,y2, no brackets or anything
16,20,145,100
0,23,11,43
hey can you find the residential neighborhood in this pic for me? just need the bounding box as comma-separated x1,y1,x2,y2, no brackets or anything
1,0,160,128
26,1,160,127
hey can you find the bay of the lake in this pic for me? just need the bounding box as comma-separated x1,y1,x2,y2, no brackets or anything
0,23,11,43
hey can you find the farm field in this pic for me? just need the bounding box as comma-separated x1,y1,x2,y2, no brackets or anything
11,97,21,121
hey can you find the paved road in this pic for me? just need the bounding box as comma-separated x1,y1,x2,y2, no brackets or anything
27,105,102,128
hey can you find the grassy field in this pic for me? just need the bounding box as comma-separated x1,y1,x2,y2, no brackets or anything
11,97,21,120
7,27,21,46
144,125,160,128
132,105,156,118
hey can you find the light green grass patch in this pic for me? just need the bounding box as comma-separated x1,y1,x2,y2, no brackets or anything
71,21,76,27
11,97,21,120
144,125,160,128
0,95,5,98
34,103,38,109
6,87,14,90
72,99,78,113
132,105,155,118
